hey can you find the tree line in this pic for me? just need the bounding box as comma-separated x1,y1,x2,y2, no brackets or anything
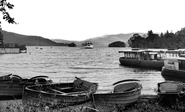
128,28,185,49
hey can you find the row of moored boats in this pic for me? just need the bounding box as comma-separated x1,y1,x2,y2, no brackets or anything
119,48,185,78
0,73,184,111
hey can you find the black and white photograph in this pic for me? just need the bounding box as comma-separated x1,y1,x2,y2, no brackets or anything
0,0,185,112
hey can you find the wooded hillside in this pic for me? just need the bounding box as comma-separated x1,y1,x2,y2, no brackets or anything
1,30,61,46
128,28,185,49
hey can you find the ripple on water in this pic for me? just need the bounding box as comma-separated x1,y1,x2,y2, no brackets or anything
0,47,166,94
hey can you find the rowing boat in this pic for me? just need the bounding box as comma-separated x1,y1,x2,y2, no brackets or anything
93,79,142,110
156,81,185,106
22,77,98,111
0,74,52,100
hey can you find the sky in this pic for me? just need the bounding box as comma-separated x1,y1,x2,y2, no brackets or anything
1,0,185,41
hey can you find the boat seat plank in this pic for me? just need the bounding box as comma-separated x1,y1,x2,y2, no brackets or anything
49,88,67,95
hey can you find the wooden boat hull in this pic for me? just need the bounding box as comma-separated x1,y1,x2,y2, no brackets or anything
119,57,164,70
94,90,141,106
23,79,98,111
93,82,142,106
157,81,185,106
0,81,24,100
161,67,185,78
23,86,91,108
0,75,52,100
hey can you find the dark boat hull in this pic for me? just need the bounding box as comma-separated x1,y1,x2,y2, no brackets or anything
157,81,185,106
119,57,164,70
0,75,52,100
161,67,185,78
23,83,91,106
0,81,24,100
0,81,24,96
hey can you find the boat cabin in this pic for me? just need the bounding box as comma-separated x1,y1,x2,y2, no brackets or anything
164,57,185,71
163,49,185,58
119,49,166,61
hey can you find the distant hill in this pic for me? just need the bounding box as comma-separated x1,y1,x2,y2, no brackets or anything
89,33,134,47
53,33,146,47
52,39,77,44
1,30,145,47
1,30,59,46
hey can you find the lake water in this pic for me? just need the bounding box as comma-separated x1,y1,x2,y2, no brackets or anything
0,46,165,95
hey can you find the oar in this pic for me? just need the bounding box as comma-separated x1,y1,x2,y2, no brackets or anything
91,93,97,109
48,88,67,95
113,79,140,85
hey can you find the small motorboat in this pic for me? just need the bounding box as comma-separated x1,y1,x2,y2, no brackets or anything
0,74,52,100
22,77,98,111
93,79,142,110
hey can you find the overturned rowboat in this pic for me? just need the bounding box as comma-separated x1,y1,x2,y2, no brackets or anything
93,79,142,111
22,77,98,111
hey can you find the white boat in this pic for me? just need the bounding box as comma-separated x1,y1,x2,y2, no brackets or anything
81,41,93,49
118,48,185,70
118,49,167,70
161,56,185,78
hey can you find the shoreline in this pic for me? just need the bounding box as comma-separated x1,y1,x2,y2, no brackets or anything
0,94,184,112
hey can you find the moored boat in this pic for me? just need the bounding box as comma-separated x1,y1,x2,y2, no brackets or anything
0,43,27,54
156,81,185,106
93,79,142,110
22,77,98,111
0,29,27,54
119,49,166,70
118,48,185,70
161,57,185,78
0,74,52,100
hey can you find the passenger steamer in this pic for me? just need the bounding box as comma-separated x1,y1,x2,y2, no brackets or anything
161,57,185,78
118,49,167,70
118,49,185,70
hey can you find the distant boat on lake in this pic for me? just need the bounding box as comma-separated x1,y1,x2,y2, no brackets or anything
81,40,93,49
0,31,27,54
0,43,27,54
